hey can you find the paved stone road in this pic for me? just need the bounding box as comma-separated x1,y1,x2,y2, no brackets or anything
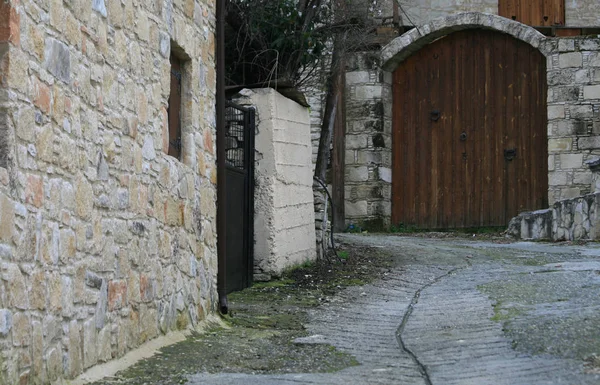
189,234,600,384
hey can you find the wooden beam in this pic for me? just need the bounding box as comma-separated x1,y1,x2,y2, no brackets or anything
554,28,582,36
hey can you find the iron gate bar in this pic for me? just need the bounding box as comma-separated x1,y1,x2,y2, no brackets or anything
246,106,255,289
217,0,226,313
224,101,255,293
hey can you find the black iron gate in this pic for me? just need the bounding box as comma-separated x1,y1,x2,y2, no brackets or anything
225,102,255,293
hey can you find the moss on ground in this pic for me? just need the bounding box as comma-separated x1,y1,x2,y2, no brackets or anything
90,243,392,385
478,270,600,362
489,301,524,322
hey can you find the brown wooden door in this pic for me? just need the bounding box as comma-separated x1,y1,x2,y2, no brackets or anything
392,30,548,229
499,0,565,27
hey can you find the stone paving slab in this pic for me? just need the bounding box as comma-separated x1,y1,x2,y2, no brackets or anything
186,234,600,384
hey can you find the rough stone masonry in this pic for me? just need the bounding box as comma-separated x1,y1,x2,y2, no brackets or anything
0,0,218,383
341,13,600,229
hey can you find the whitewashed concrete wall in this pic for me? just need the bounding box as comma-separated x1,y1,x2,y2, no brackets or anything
236,89,316,279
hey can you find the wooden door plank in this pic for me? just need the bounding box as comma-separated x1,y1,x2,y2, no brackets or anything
482,33,493,226
401,57,410,226
429,47,440,229
417,47,429,228
521,0,531,26
542,0,551,26
475,31,487,227
392,70,401,225
403,55,413,226
552,0,566,26
556,28,582,37
490,33,501,226
472,31,482,227
454,32,466,228
502,0,517,21
332,62,346,232
476,31,487,227
441,36,454,229
465,31,478,227
498,0,508,19
518,42,532,214
515,0,523,23
406,53,418,226
506,30,519,221
535,0,544,26
493,33,508,226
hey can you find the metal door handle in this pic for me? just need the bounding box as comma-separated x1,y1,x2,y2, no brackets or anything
504,148,517,161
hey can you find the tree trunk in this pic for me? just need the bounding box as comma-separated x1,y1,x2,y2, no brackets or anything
314,40,343,182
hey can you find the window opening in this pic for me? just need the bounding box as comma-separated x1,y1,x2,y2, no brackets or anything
498,0,565,27
168,53,183,159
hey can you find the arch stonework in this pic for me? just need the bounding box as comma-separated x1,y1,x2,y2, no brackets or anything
381,12,552,72
341,12,600,229
378,14,555,227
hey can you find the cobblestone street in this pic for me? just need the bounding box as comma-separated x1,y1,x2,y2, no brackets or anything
90,234,600,385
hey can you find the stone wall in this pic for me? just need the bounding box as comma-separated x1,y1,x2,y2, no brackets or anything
510,160,600,240
548,38,600,203
235,88,317,279
344,52,393,229
0,0,217,383
363,0,599,27
508,193,600,241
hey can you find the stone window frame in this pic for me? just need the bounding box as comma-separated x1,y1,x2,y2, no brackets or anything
0,2,15,170
167,42,192,163
0,45,8,169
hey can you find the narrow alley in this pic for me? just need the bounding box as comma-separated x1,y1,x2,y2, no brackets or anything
90,234,600,385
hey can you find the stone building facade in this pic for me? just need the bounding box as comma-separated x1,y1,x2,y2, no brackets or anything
307,3,600,229
0,0,218,383
368,0,600,28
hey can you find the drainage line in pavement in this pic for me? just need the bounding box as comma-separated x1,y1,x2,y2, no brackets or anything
395,267,463,385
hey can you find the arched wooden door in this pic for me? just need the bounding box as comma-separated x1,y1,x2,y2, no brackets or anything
392,29,548,229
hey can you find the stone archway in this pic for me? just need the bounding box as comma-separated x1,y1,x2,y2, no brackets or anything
342,12,598,229
380,13,554,228
381,12,553,72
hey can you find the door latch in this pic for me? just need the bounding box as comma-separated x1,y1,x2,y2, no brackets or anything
504,148,517,161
